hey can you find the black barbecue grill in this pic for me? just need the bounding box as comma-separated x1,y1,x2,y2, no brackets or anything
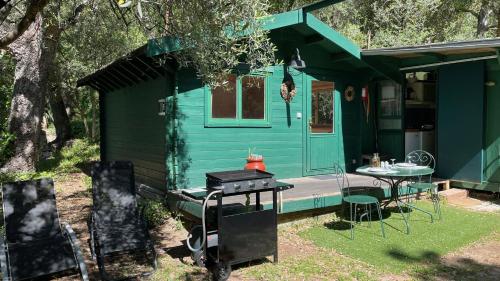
206,169,276,194
184,169,282,281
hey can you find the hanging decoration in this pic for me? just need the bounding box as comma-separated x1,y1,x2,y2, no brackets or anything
280,75,296,103
344,86,355,102
362,86,370,123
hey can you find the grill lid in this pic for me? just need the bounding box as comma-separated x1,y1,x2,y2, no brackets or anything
206,169,273,183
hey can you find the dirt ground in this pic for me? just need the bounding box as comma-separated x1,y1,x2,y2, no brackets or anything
53,173,500,281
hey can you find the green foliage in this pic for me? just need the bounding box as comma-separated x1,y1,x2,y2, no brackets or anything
70,120,89,139
0,138,99,183
132,0,278,86
55,1,146,141
276,0,498,49
140,199,170,228
0,132,15,166
37,138,100,175
0,52,15,166
0,51,14,131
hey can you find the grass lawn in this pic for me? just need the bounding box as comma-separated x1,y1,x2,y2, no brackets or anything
300,201,500,275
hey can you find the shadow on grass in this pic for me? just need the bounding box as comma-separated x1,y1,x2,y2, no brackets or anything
387,247,500,281
61,189,92,200
327,207,415,236
164,244,192,261
232,257,272,270
387,248,440,263
324,220,352,231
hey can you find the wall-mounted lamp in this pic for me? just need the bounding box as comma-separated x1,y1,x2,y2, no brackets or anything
485,81,496,87
289,48,306,69
158,99,166,116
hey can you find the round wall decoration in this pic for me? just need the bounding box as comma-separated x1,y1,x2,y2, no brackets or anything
281,74,297,103
344,86,355,102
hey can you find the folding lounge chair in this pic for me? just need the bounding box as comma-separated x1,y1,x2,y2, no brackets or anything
89,161,157,280
0,178,88,281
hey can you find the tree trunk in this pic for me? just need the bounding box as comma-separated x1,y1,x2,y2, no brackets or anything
496,7,500,37
49,84,72,148
476,0,492,38
42,18,72,149
1,15,49,172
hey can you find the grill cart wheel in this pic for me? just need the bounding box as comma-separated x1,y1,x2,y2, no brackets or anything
188,225,205,267
212,262,231,281
191,250,205,267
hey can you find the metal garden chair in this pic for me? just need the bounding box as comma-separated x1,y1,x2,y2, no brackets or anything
405,150,441,220
90,161,157,280
334,163,385,239
0,178,88,281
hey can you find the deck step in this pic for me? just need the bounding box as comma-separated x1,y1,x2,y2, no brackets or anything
439,188,468,201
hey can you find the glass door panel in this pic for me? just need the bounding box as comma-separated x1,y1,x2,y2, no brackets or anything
311,81,334,133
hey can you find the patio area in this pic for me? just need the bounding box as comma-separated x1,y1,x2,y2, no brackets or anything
176,173,426,216
34,171,499,281
151,198,500,281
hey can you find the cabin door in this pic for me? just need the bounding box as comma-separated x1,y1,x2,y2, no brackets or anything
377,80,404,161
305,78,338,175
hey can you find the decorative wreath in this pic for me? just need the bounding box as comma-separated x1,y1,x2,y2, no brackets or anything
281,79,296,103
344,86,355,102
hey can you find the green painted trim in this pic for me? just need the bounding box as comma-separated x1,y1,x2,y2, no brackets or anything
146,10,362,65
147,37,182,57
260,9,303,31
204,74,272,127
303,73,343,176
169,187,419,219
450,180,500,192
304,13,361,59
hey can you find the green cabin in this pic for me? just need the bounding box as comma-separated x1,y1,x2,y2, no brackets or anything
78,2,500,215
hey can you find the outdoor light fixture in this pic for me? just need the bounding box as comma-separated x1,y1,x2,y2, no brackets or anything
158,98,166,116
289,48,306,69
485,81,496,87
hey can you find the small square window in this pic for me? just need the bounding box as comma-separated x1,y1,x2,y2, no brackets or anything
206,74,270,127
211,75,237,119
242,76,265,119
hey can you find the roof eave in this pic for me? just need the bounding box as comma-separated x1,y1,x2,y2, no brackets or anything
362,38,500,56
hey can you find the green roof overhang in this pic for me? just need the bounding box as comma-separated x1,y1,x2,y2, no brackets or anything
362,39,500,77
147,1,360,61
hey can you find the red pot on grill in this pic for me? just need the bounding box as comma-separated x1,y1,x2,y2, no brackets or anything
245,157,266,171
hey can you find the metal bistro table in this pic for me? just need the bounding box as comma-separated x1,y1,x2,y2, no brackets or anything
355,165,434,234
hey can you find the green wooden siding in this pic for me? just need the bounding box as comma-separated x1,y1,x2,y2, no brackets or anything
437,61,484,182
485,61,500,185
103,78,169,191
168,65,368,189
172,66,303,188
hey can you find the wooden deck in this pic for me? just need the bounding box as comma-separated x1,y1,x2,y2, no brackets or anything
169,173,392,217
224,173,390,213
168,173,446,219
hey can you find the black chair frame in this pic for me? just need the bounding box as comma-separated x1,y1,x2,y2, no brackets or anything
89,161,157,280
0,179,88,281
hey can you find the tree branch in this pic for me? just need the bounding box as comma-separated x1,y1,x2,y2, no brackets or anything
0,0,50,49
456,8,479,18
60,0,91,31
0,0,14,24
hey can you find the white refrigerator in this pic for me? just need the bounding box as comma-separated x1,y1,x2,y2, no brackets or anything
405,130,435,155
